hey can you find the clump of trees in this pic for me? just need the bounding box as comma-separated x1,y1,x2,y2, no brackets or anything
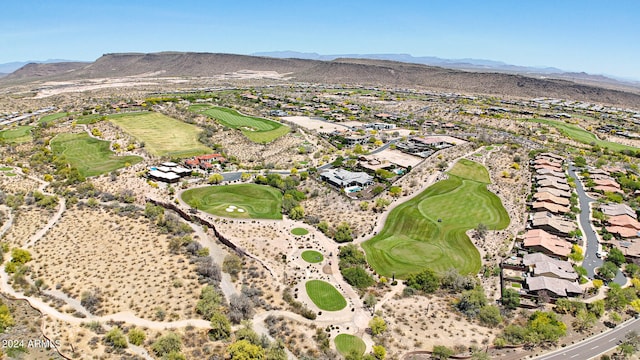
255,173,307,220
226,323,288,360
151,332,184,359
494,311,566,347
338,244,374,289
104,327,127,349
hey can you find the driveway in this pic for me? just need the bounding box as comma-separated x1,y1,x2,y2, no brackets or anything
568,165,625,285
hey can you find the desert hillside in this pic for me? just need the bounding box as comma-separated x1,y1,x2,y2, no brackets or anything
3,52,640,107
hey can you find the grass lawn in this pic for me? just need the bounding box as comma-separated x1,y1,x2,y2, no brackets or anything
190,106,289,143
50,133,142,177
334,334,365,357
0,126,34,143
301,250,324,263
0,167,12,171
362,159,509,278
526,118,638,152
109,112,212,158
75,114,103,124
39,112,68,124
305,280,347,311
291,227,309,236
181,184,282,219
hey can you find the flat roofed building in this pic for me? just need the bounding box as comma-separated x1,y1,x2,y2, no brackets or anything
320,168,374,188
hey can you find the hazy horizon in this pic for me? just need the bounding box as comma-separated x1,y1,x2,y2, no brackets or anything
2,0,639,80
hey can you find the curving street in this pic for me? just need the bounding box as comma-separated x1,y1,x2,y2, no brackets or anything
567,164,625,285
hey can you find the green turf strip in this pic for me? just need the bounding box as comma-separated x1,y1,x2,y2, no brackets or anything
109,112,212,158
362,159,509,278
190,106,289,143
181,184,283,219
50,133,142,177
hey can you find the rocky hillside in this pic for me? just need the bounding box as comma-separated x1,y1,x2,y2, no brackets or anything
3,52,640,107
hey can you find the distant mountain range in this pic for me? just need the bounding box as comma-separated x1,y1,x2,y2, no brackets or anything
2,52,640,107
252,51,640,87
0,59,87,74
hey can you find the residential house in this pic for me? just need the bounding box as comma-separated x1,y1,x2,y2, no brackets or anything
534,159,562,168
185,154,227,171
600,203,637,219
535,168,565,178
522,228,572,259
593,179,621,189
538,153,564,162
522,253,578,281
534,163,563,172
529,212,577,237
606,214,640,238
147,162,191,183
320,168,373,188
525,276,583,297
537,187,572,198
532,202,570,215
342,133,370,147
412,136,453,150
533,192,571,206
535,174,568,184
537,179,570,191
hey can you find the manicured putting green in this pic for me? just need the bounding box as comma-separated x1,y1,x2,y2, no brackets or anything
181,184,283,219
0,126,33,144
334,334,365,357
291,227,309,236
190,106,289,143
109,112,212,158
305,280,347,311
50,133,142,177
362,159,509,278
301,250,324,263
525,118,638,152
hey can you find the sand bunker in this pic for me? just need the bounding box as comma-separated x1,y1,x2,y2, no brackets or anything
225,205,244,213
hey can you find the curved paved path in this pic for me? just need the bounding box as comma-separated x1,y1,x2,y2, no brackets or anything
568,164,625,285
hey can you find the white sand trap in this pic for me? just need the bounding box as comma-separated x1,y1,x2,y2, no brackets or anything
225,207,234,212
228,205,237,209
237,209,245,213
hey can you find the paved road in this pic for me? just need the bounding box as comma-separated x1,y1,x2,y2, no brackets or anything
369,139,397,154
534,317,640,360
568,165,625,285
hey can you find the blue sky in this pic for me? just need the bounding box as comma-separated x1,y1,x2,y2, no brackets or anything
2,0,639,79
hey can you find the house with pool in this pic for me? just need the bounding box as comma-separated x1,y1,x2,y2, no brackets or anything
320,168,373,193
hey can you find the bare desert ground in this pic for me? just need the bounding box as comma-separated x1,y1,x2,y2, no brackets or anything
29,206,202,320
